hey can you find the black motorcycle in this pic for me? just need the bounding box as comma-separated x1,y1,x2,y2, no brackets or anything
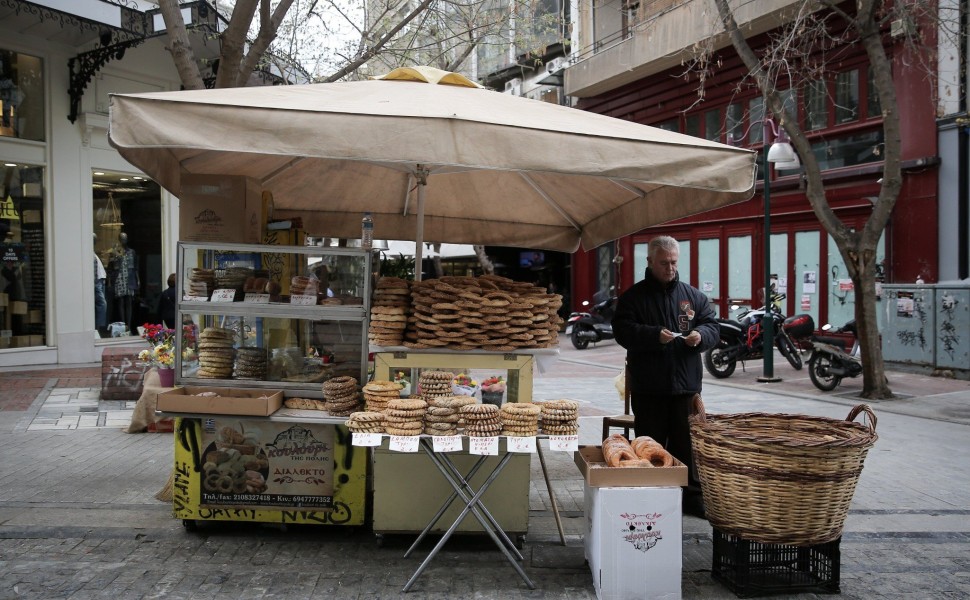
704,293,814,378
808,320,863,391
566,294,616,350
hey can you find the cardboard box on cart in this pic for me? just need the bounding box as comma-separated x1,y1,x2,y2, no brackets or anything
178,174,266,244
575,445,687,600
157,386,284,416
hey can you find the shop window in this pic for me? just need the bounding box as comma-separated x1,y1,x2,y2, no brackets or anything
834,69,859,124
0,49,44,142
595,243,614,301
92,171,163,338
1,161,45,348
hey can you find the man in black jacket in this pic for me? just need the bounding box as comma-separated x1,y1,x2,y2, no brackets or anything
612,235,718,517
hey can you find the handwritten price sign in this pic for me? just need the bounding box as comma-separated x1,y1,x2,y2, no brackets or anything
431,435,463,453
469,436,499,456
548,435,579,452
389,435,420,452
244,293,270,304
507,436,537,453
210,288,236,303
290,294,317,306
351,432,382,447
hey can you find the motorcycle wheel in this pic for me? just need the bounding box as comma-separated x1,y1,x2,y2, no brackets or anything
808,353,841,391
704,347,736,378
777,334,803,370
571,324,592,350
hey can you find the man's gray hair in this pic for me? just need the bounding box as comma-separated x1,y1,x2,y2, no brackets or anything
648,236,679,257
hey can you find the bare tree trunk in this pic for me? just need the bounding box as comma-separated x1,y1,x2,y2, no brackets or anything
432,243,444,277
215,0,259,88
158,0,205,89
473,245,494,275
236,0,296,87
713,0,896,398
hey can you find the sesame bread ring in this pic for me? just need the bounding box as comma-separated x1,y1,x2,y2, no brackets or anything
501,403,541,416
459,404,499,416
388,398,428,411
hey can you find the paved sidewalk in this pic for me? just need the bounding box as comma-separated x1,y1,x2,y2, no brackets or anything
0,345,968,599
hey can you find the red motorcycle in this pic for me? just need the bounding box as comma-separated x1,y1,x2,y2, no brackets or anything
704,293,814,378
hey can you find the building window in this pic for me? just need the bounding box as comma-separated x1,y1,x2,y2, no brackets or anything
809,129,885,170
1,161,46,348
704,108,721,141
93,171,163,338
805,79,828,131
748,98,764,145
685,113,700,137
0,49,44,142
867,66,881,119
654,118,678,132
835,69,859,124
726,103,743,143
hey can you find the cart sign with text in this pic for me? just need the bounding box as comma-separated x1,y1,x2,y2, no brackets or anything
199,419,334,509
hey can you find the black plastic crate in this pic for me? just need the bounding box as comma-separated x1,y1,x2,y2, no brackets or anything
711,528,841,598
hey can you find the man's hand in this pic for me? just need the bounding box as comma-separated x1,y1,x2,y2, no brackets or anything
683,330,702,347
659,328,679,344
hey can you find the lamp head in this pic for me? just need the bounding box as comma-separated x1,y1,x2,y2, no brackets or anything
767,141,796,164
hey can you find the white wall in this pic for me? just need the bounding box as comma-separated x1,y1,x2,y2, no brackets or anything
0,27,183,366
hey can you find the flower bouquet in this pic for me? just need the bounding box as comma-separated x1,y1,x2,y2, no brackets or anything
393,370,411,396
451,372,479,397
480,375,506,406
138,323,177,386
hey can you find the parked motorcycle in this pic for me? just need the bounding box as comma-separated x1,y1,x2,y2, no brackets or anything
704,293,814,378
807,320,863,391
565,294,616,350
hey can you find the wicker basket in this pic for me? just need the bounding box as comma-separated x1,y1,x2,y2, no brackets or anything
689,400,877,546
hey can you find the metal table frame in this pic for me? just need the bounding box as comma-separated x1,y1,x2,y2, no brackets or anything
402,438,537,592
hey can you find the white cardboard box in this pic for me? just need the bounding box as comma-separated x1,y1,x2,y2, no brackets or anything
584,484,683,600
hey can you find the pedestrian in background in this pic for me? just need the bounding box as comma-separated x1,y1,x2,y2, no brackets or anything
611,235,718,518
157,273,177,329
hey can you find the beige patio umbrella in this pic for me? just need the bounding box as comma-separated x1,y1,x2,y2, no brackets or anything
109,66,756,269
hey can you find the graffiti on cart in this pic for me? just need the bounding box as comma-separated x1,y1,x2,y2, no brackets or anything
172,461,192,513
939,293,961,361
104,356,149,392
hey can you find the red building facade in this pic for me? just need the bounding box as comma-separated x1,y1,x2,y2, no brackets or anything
570,30,939,328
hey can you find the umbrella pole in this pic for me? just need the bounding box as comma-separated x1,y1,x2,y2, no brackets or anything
414,169,428,282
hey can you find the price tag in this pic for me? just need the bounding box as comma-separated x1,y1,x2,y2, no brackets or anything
469,436,499,456
507,436,537,453
548,435,579,452
211,288,236,302
389,435,420,452
290,293,317,306
182,295,209,302
244,293,270,304
351,432,382,447
431,435,463,453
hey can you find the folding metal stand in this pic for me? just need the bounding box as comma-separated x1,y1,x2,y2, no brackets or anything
402,438,536,592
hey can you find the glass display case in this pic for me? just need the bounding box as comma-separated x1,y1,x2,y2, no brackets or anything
174,242,373,394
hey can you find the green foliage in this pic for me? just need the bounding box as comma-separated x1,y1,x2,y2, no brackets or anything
380,252,415,279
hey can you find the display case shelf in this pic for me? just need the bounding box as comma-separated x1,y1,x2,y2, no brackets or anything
174,241,374,395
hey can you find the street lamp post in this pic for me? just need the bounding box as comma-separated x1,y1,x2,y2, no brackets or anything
757,117,800,383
